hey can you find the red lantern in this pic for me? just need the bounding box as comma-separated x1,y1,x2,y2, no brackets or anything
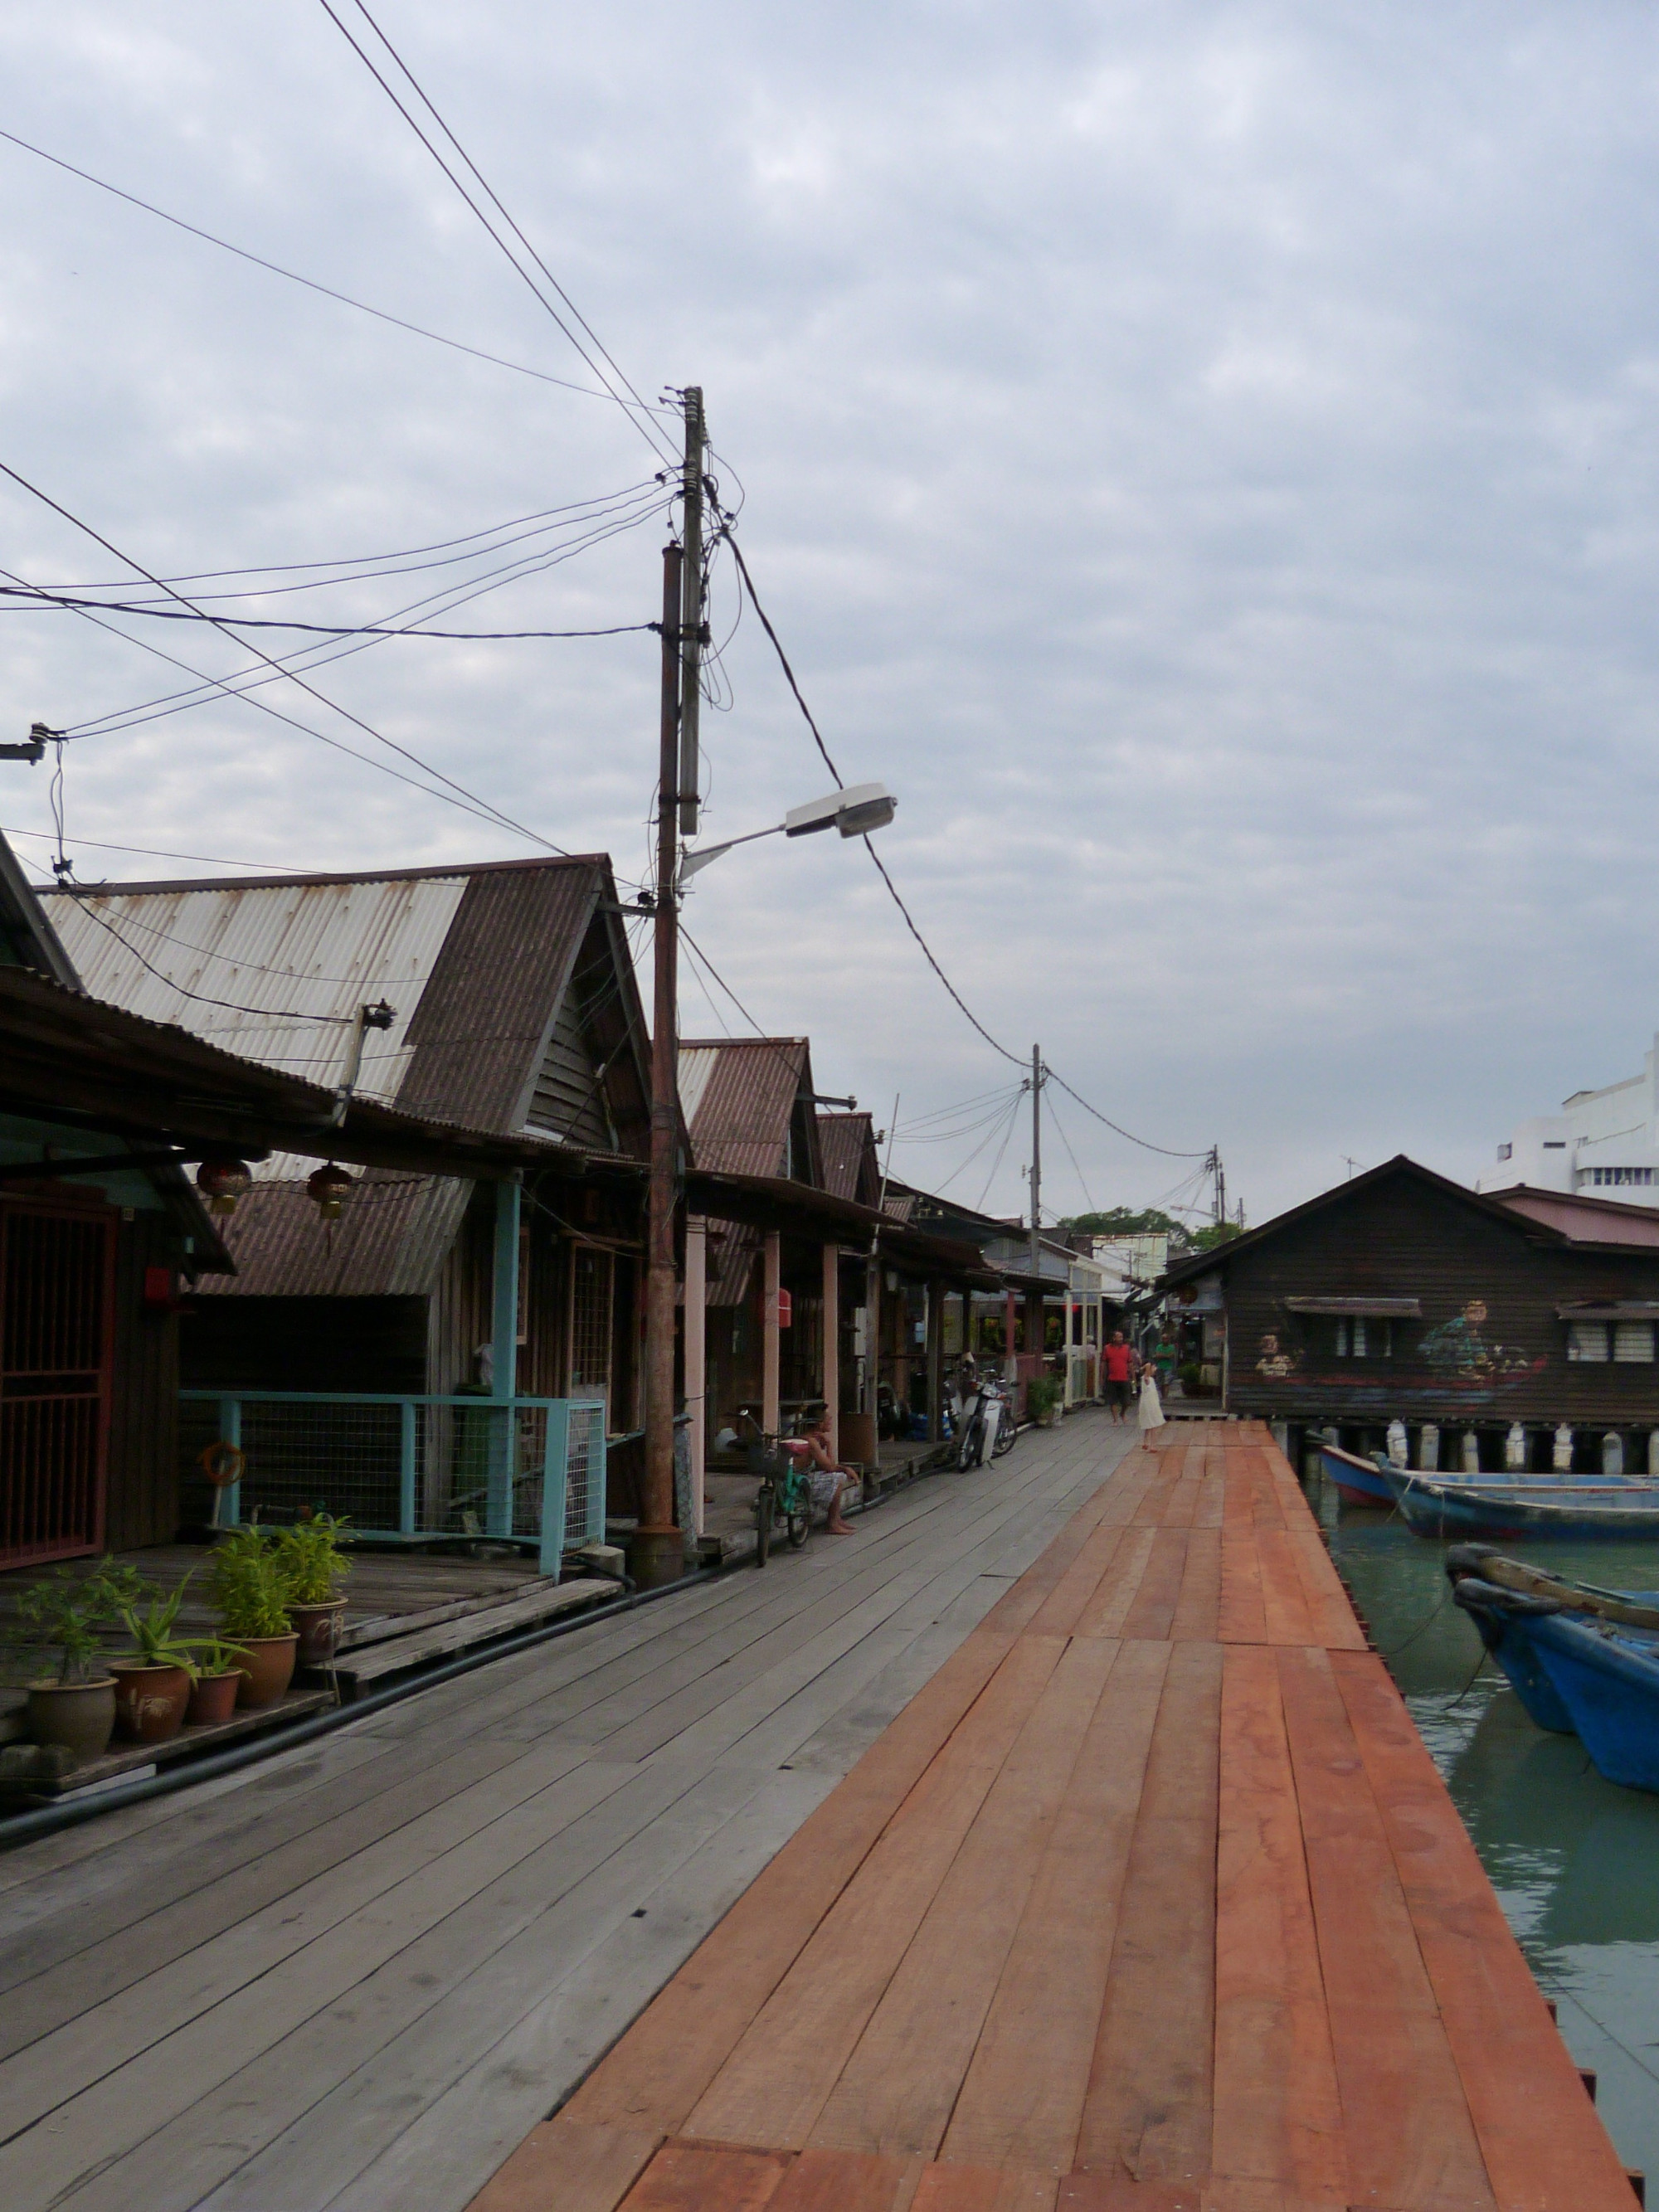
196,1158,252,1216
307,1160,356,1220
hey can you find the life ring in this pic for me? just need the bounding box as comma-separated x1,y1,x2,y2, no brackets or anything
197,1441,246,1488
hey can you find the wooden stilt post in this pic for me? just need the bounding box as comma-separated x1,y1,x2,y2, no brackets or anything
684,1214,707,1539
822,1242,839,1461
762,1231,781,1440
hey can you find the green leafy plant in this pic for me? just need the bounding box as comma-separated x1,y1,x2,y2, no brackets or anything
275,1512,354,1606
115,1574,216,1676
15,1558,144,1685
1025,1375,1063,1424
208,1526,293,1640
190,1636,251,1679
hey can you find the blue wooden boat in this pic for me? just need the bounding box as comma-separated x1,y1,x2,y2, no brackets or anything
1447,1548,1659,1787
1316,1441,1394,1505
1374,1461,1659,1539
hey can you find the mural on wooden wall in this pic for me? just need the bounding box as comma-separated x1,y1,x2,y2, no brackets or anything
1248,1296,1546,1410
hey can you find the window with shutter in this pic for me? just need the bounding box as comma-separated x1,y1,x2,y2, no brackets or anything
1569,1321,1610,1363
1614,1321,1656,1364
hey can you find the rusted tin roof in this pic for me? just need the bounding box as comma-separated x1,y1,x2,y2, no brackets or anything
680,1038,817,1180
192,1174,469,1298
817,1111,880,1206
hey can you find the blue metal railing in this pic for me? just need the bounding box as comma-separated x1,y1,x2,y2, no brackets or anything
178,1391,607,1573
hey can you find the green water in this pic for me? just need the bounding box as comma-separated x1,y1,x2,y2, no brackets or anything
1315,1468,1659,2185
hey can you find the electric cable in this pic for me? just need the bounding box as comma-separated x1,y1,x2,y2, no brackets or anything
0,126,667,410
0,586,654,640
3,823,314,876
63,895,355,1023
934,1091,1024,1198
1044,1088,1100,1215
318,0,677,465
679,926,768,1038
976,1093,1021,1212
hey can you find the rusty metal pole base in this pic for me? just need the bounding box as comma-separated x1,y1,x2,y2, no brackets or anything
628,1524,687,1590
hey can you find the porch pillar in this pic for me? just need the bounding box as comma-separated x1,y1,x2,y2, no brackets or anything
685,1214,707,1538
762,1230,781,1438
1004,1287,1019,1378
927,1277,945,1441
1024,1287,1043,1354
1063,1283,1075,1406
865,1257,882,1415
821,1242,839,1461
488,1174,522,1539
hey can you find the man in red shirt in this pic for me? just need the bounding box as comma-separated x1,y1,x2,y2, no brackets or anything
1102,1331,1134,1421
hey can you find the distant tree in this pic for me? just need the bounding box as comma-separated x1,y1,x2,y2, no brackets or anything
1189,1220,1244,1251
1062,1208,1186,1240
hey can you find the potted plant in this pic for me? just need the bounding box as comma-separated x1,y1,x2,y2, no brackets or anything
185,1638,249,1726
275,1511,353,1669
1025,1375,1063,1427
207,1526,297,1708
16,1559,143,1760
109,1577,212,1744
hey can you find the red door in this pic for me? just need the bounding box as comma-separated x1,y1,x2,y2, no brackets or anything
0,1198,116,1567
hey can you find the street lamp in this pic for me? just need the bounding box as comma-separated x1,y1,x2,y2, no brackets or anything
679,781,899,882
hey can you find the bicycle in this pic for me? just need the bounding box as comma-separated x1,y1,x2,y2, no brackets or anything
728,1412,813,1567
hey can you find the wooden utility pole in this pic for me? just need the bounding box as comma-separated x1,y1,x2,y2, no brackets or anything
1028,1043,1043,1281
636,387,706,1589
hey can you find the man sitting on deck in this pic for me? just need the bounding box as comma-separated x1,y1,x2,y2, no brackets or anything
797,1412,858,1535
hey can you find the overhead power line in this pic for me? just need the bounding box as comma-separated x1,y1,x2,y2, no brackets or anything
318,0,677,465
0,126,649,408
718,519,1212,1159
0,586,654,640
2,822,314,876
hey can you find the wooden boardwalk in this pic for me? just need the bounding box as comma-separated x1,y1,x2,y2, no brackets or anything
0,1411,1134,2212
474,1423,1637,2212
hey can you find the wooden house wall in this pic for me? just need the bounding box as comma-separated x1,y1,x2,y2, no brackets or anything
1219,1174,1659,1427
525,989,615,1152
105,1213,186,1550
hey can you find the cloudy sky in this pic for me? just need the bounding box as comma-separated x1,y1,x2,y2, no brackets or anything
2,2,1657,1228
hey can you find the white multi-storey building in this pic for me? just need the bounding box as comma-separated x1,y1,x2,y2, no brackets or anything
1480,1034,1659,1204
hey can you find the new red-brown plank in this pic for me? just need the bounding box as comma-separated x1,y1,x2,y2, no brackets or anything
1211,1646,1346,2204
978,1489,1120,1637
1073,1639,1222,2188
1118,1524,1191,1641
558,1620,1019,2137
617,2141,793,2210
912,2163,1058,2210
1254,1529,1316,1646
1027,1522,1135,1640
684,1631,1068,2150
1276,1644,1497,2211
465,2122,662,2212
770,2146,925,2210
1285,1528,1368,1652
1169,1525,1222,1642
1216,1525,1267,1646
941,1639,1170,2176
810,1635,1122,2159
1333,1650,1637,2210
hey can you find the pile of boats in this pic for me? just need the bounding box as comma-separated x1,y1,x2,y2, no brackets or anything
1316,1440,1659,1793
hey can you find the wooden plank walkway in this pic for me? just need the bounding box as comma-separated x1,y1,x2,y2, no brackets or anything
0,1410,1136,2212
472,1423,1637,2212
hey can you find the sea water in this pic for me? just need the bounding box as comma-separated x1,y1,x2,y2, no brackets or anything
1317,1468,1659,2185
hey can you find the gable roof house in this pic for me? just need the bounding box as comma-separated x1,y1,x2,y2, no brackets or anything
42,859,654,1527
1160,1154,1659,1472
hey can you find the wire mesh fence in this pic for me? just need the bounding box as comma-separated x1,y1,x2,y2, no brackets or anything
179,1391,607,1558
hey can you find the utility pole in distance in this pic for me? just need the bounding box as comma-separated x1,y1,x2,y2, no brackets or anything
636,387,705,1589
1028,1043,1043,1281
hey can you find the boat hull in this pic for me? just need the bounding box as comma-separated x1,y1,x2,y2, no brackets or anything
1450,1579,1578,1733
1526,1613,1659,1793
1377,1464,1659,1539
1316,1443,1394,1505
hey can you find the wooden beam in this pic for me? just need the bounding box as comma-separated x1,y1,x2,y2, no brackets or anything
763,1231,782,1439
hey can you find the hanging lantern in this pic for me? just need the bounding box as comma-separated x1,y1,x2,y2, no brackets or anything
307,1160,356,1220
196,1157,252,1216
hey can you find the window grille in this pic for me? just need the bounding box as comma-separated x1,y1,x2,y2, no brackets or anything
569,1246,613,1394
1,1203,114,1567
1614,1322,1656,1364
1569,1321,1611,1363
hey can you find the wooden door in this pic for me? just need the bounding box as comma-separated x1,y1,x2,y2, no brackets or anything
0,1198,116,1567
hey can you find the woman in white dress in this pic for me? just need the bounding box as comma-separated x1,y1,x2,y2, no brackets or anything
1137,1353,1166,1436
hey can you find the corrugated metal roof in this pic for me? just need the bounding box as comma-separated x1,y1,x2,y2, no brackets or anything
680,1038,810,1179
818,1112,878,1205
42,856,618,1171
192,1174,469,1298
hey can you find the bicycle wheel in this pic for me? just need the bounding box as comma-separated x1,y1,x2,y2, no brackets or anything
755,1485,773,1568
786,1510,810,1548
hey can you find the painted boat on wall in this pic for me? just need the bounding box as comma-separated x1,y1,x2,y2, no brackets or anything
1374,1462,1659,1539
1447,1549,1659,1790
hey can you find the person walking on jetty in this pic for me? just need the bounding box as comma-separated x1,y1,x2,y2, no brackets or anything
1102,1330,1134,1422
1137,1349,1167,1437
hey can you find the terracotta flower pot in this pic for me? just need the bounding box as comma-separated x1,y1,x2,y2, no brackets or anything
231,1633,299,1709
187,1670,241,1726
27,1677,117,1762
290,1600,348,1670
110,1661,193,1744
